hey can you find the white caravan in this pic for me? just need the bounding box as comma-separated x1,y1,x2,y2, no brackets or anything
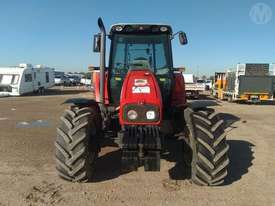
0,63,54,97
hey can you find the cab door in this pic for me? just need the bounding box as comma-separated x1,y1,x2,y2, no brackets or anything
32,69,38,91
22,69,34,94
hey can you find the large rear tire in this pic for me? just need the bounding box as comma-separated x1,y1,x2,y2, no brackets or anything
184,108,229,186
55,106,102,182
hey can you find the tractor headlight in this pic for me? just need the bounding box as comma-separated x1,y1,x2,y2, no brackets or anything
127,110,138,120
146,111,156,120
123,104,160,122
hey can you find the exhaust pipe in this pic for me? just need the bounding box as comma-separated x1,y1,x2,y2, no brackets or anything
98,17,106,104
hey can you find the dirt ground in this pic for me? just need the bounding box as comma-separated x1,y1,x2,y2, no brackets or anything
0,87,275,206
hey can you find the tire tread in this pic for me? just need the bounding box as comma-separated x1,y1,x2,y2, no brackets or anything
190,109,229,186
55,106,101,182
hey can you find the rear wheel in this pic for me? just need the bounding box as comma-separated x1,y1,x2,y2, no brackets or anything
184,108,229,186
55,106,102,182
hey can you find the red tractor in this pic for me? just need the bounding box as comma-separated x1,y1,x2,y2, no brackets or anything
55,18,229,186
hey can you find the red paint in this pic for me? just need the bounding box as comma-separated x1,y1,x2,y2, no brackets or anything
92,70,109,104
171,72,186,106
119,69,162,126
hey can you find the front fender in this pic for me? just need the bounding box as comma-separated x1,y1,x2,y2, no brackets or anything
187,100,219,110
63,98,98,107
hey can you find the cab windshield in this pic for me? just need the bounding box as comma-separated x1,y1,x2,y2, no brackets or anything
111,34,171,75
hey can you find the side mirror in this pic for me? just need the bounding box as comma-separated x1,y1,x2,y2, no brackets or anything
177,66,186,73
173,67,186,73
179,32,188,45
93,34,101,52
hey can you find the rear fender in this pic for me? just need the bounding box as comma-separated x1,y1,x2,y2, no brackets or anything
171,71,186,107
92,69,109,104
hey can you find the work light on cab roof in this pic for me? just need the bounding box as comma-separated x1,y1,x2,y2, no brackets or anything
110,23,173,35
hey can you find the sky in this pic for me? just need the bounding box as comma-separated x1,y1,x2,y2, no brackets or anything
0,0,275,76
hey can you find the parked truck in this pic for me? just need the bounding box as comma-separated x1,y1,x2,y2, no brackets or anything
182,74,205,98
223,63,275,103
0,63,54,97
270,64,275,76
205,79,213,90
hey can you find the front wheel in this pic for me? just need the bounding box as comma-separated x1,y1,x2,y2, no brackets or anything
184,108,229,186
55,106,102,182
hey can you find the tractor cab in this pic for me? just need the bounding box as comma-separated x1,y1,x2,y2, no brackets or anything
93,21,187,107
109,24,177,106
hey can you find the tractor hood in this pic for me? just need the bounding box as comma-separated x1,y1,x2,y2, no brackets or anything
119,69,162,125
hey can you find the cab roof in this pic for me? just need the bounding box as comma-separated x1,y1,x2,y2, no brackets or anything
109,23,173,35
